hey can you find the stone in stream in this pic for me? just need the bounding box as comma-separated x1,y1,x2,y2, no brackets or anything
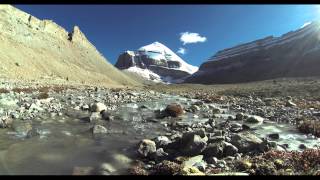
299,144,307,150
154,136,172,148
99,163,117,175
230,123,243,133
235,113,245,121
0,117,13,128
89,112,101,122
11,120,33,137
245,115,264,124
164,103,184,117
268,133,280,140
81,104,90,111
101,110,112,121
72,166,94,175
190,105,201,112
205,118,215,128
137,139,157,158
286,100,297,107
91,102,107,113
92,125,108,134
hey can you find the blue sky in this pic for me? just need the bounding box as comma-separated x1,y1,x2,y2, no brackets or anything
15,5,320,67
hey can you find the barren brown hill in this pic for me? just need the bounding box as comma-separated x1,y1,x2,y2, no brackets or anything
0,5,139,88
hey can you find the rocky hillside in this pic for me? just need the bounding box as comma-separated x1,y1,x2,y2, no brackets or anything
185,21,320,84
115,42,198,83
0,5,139,88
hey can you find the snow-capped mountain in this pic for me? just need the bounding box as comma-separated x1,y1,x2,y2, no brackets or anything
185,21,320,84
115,42,198,83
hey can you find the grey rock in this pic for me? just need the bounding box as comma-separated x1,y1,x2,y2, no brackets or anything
203,142,224,158
12,120,33,137
245,115,264,123
101,111,112,121
138,139,157,158
153,148,168,160
286,100,297,107
230,132,263,153
216,160,226,168
206,157,218,164
268,133,280,140
183,155,204,167
154,136,172,147
230,123,242,133
89,112,101,122
223,142,238,156
190,105,201,112
235,113,245,120
91,102,107,113
179,132,207,156
92,125,108,134
299,144,307,150
82,104,90,111
99,163,116,175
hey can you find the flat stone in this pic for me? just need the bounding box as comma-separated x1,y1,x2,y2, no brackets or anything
92,125,107,134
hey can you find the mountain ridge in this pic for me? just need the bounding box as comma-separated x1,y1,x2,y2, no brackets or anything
0,5,139,88
185,21,320,84
115,42,198,83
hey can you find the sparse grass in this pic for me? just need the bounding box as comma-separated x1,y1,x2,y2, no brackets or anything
234,149,320,175
151,160,182,175
149,77,320,99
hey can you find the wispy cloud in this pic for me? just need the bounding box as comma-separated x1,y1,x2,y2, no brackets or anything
180,32,207,45
177,47,186,55
301,22,311,28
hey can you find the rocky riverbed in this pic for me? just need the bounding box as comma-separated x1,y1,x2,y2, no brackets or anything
0,79,319,175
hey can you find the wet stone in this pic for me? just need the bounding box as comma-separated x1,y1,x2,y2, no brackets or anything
138,139,157,158
92,125,108,134
268,133,280,140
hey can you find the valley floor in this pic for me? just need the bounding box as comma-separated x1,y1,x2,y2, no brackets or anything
0,77,319,175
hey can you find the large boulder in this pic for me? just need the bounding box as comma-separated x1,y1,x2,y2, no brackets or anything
164,103,184,117
230,132,263,153
179,132,207,156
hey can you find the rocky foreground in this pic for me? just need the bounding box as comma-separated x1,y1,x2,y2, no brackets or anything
0,78,320,175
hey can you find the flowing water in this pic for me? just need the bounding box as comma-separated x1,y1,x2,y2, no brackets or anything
0,94,319,175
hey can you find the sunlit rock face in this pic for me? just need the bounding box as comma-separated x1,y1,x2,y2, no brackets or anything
185,22,320,84
0,5,137,87
115,42,198,83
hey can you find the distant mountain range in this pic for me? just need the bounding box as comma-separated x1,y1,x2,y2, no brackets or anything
185,21,320,84
115,42,198,83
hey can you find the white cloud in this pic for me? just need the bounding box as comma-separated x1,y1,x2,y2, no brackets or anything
301,22,311,28
180,32,207,45
177,47,186,55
